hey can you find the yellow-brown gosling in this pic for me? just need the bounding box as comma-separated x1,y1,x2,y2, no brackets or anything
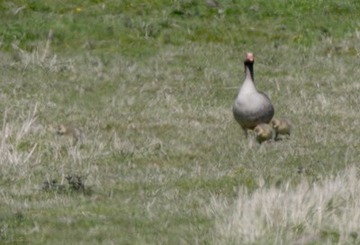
270,118,292,139
254,123,275,144
56,124,84,145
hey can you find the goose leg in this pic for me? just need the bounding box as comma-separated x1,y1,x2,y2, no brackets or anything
241,126,248,138
275,131,285,141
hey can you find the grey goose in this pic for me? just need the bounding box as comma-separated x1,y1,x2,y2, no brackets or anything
233,53,274,137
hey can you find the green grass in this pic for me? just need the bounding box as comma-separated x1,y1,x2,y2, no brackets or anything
1,0,360,244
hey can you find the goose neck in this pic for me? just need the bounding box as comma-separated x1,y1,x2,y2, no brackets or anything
245,62,254,82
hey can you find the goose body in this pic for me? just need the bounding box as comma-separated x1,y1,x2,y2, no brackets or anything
254,123,275,144
233,53,274,136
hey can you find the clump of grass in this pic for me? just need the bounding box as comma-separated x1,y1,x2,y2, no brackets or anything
42,174,92,194
41,179,64,192
65,174,85,192
208,166,360,244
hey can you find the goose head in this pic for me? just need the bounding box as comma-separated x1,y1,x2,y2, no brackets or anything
244,52,254,82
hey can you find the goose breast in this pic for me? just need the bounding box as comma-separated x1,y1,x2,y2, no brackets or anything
233,92,274,129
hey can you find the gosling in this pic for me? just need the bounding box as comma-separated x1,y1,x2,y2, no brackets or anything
253,123,275,144
56,124,84,145
270,118,292,139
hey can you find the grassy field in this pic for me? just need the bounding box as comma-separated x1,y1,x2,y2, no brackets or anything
1,0,360,244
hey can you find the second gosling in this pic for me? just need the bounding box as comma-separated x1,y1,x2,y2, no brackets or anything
56,124,84,145
271,118,292,139
254,123,275,144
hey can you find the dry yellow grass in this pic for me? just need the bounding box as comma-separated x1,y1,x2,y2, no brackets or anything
208,166,360,244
